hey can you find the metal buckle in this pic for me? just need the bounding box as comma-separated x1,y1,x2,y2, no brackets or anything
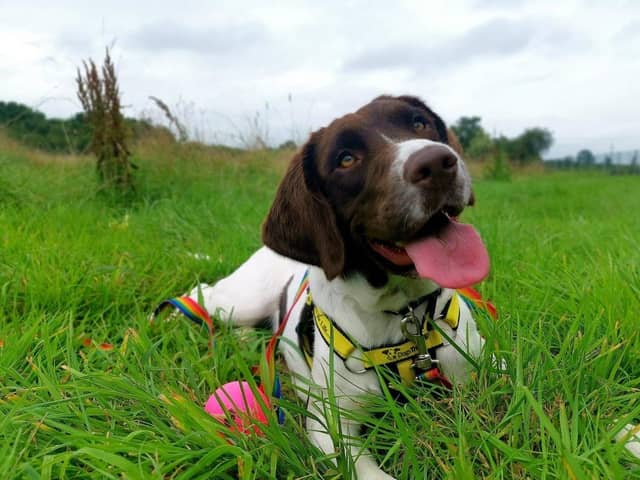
401,308,438,372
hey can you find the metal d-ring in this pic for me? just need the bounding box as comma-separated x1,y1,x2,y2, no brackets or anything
344,349,368,374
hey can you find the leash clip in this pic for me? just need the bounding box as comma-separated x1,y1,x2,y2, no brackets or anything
401,308,438,371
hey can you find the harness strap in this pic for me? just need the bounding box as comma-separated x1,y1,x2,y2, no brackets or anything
384,289,441,318
311,290,461,374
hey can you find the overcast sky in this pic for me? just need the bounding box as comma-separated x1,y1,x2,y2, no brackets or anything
2,0,639,157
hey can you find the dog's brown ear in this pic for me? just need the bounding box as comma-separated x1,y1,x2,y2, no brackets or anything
447,128,464,156
262,134,345,279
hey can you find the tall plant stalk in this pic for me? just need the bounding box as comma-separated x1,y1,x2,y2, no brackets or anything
76,48,133,191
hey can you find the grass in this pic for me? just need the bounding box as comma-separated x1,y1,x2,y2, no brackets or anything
1,135,639,479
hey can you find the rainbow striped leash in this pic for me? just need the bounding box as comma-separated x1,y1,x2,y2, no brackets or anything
152,272,310,425
261,270,309,424
151,296,215,349
457,286,498,320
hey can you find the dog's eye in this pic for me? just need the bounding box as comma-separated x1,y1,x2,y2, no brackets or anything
412,115,428,131
337,151,357,169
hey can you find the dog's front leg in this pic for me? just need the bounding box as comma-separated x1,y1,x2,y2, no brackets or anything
184,248,307,327
306,396,395,480
306,359,395,480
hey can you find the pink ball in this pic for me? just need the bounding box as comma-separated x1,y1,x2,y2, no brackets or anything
204,381,270,434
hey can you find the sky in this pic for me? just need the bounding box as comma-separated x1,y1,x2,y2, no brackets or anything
2,0,639,158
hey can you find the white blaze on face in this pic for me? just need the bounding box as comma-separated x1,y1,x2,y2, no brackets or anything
383,137,472,223
391,138,467,186
392,138,447,177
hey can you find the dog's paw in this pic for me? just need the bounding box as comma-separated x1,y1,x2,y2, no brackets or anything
187,283,211,301
360,470,396,480
615,423,640,459
491,353,508,373
355,460,396,480
148,302,183,323
148,284,212,323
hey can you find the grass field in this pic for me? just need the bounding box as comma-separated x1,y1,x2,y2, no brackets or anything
1,136,639,479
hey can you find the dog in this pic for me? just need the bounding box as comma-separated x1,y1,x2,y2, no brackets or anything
188,95,490,479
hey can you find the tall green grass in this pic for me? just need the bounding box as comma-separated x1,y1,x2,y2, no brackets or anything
1,141,639,479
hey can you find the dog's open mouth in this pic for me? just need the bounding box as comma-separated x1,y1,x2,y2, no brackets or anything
369,209,490,288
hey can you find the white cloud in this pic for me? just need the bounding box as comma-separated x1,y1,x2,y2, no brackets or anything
126,20,268,54
1,0,638,157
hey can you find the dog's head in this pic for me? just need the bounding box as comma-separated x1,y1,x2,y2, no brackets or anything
263,95,489,288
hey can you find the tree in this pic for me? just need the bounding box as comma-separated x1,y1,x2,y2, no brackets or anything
506,128,554,164
630,151,639,174
0,101,167,154
576,149,595,166
277,140,297,150
0,101,89,153
451,116,485,151
466,130,494,161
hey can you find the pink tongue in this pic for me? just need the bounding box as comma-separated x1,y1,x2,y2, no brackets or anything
405,222,490,289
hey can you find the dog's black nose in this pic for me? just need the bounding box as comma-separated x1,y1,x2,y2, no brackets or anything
403,145,457,187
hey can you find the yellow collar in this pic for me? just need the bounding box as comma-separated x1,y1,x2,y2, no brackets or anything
309,290,461,386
